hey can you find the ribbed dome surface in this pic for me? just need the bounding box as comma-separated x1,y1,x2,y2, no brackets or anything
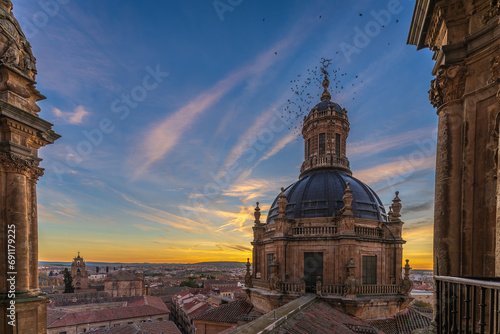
311,100,343,113
266,170,386,223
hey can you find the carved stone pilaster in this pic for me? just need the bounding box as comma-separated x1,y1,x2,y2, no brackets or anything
429,65,466,108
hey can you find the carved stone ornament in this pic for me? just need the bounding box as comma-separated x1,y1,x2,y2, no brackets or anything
429,65,466,108
490,55,500,104
0,152,43,178
0,0,37,80
267,258,281,292
254,202,261,224
244,258,252,288
483,0,500,23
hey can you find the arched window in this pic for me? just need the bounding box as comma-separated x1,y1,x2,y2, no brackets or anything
77,261,80,266
77,268,81,277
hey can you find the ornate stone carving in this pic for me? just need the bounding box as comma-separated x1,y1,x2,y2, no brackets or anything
0,0,37,80
254,201,261,224
267,258,281,292
483,0,500,23
244,258,252,288
343,258,358,297
490,55,500,104
399,259,413,295
429,65,466,108
277,187,287,219
0,152,43,177
389,191,402,222
342,182,354,216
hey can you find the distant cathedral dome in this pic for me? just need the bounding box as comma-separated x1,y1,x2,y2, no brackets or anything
266,170,386,223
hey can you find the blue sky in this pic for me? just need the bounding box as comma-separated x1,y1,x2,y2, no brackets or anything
16,0,436,267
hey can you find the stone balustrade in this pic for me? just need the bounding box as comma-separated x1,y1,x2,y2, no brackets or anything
279,281,306,294
291,226,337,235
320,284,344,295
300,155,350,174
357,284,401,295
354,225,383,238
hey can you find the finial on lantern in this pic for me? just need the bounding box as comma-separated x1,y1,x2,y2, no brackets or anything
320,58,332,102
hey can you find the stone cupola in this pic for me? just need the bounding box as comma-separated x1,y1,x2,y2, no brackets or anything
300,65,351,177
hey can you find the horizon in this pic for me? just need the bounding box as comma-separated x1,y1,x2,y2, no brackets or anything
16,0,435,270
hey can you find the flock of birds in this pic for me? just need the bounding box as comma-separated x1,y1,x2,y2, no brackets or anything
280,57,365,139
262,12,400,139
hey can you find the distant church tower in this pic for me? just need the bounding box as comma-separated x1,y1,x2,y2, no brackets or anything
0,1,60,333
71,252,89,290
247,63,413,319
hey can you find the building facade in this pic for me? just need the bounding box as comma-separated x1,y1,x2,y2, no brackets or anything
408,0,500,332
70,252,89,290
104,270,146,297
0,1,60,333
247,68,413,319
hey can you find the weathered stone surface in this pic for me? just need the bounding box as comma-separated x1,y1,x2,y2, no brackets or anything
0,1,60,332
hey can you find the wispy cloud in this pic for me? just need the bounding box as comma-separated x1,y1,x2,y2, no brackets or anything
348,127,436,159
131,30,306,179
52,105,90,124
110,188,211,233
354,155,436,185
256,130,298,164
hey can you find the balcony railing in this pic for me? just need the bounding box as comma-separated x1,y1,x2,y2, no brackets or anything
320,284,344,295
435,275,500,334
354,225,383,238
279,281,305,294
357,284,400,295
292,226,337,235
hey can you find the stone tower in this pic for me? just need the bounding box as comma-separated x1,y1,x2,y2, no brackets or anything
248,63,412,319
408,0,500,279
0,1,60,333
71,252,89,290
300,67,350,177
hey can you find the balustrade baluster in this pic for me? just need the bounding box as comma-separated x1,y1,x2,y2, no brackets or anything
479,287,486,333
489,289,495,334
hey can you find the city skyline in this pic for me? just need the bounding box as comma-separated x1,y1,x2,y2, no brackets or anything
17,0,435,268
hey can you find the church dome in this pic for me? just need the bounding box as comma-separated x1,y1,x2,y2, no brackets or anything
311,100,343,113
266,169,387,223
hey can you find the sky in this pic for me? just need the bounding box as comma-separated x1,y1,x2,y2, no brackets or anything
15,0,436,268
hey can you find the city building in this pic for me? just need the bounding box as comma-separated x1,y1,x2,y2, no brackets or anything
0,1,60,332
70,252,89,290
46,295,171,334
104,270,147,297
192,299,255,334
408,0,500,332
247,66,413,319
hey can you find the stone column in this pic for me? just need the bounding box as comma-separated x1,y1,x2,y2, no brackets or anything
430,64,466,278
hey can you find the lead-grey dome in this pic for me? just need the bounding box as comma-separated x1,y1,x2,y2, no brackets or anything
311,100,343,113
266,170,387,223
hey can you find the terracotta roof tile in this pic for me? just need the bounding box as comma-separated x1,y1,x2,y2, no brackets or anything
93,320,181,333
193,299,253,324
269,301,380,334
47,296,169,328
368,308,432,334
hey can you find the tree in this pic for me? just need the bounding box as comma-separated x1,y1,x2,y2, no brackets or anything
180,277,198,288
49,271,53,277
63,268,74,293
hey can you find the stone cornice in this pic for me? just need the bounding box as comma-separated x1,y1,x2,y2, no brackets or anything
0,99,60,143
